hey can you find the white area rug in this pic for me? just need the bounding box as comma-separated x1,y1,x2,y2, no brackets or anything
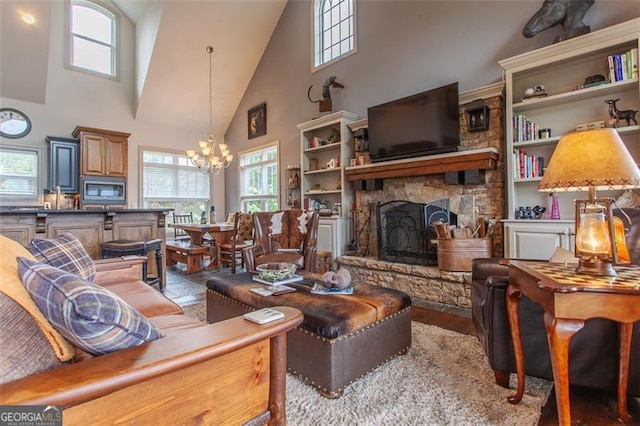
180,303,551,425
286,322,551,426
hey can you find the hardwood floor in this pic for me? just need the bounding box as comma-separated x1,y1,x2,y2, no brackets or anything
166,268,639,425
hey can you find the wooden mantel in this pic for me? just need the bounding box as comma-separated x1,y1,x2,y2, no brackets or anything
344,148,499,182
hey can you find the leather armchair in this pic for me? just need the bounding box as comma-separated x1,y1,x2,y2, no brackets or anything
471,207,640,395
243,209,319,273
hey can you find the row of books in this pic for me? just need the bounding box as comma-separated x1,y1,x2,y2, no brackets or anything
608,48,638,83
513,149,544,179
513,114,541,143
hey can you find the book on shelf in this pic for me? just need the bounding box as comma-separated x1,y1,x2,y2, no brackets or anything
513,114,539,143
513,149,544,179
607,48,638,82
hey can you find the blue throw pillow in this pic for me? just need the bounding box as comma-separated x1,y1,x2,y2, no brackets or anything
28,232,96,282
17,257,162,356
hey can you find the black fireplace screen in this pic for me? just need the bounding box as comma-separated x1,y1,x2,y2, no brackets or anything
376,199,456,265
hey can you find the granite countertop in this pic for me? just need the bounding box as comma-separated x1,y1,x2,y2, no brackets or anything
0,208,173,215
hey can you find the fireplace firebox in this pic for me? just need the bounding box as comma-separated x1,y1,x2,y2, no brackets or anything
376,199,456,265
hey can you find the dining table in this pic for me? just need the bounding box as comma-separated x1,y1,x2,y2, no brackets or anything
169,222,234,271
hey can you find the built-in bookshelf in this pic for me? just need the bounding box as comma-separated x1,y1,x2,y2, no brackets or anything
297,111,359,269
500,18,640,260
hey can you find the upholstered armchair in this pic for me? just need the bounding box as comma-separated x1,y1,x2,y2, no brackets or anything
243,210,319,273
471,207,640,395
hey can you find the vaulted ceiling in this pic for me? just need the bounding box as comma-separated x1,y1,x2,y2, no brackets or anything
1,0,287,136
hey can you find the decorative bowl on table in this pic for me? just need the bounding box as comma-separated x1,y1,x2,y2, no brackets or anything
256,262,297,282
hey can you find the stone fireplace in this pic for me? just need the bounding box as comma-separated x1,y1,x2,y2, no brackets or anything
337,86,505,308
376,198,454,266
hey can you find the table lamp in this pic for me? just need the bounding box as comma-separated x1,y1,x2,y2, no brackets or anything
538,128,640,276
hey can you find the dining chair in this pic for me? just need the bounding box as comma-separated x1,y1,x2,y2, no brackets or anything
217,212,254,273
172,212,194,241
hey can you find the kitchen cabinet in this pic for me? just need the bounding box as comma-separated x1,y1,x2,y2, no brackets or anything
72,126,130,178
46,136,79,193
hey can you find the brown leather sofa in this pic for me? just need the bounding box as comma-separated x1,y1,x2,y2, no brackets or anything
0,236,302,425
244,209,319,273
471,208,640,395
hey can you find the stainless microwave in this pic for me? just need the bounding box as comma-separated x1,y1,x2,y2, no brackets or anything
81,176,126,205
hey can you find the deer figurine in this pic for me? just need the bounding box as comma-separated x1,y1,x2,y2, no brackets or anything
605,99,638,127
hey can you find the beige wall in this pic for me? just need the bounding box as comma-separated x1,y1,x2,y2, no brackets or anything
223,0,640,212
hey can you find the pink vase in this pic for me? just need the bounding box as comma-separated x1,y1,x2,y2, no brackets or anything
550,196,560,220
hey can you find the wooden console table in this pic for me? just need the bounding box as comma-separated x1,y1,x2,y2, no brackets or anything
506,260,640,425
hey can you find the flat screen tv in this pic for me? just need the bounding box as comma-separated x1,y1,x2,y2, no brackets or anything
367,82,460,163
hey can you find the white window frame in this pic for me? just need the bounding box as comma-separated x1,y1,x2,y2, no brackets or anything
140,147,211,221
311,0,357,72
0,144,45,204
238,141,280,213
65,0,119,80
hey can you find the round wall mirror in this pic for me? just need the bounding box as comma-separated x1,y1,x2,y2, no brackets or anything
0,108,32,139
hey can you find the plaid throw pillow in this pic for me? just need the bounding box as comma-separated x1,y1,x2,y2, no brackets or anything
17,257,162,356
28,232,96,282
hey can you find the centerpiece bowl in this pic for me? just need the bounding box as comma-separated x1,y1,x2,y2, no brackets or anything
256,262,297,282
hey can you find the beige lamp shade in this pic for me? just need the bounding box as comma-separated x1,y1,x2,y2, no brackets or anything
538,129,640,193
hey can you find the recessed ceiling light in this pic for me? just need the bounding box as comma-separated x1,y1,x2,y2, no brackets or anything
22,14,36,25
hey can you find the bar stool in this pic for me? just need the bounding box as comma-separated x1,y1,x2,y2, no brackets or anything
101,239,164,292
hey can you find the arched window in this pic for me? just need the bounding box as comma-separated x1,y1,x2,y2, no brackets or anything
313,0,356,70
67,0,118,78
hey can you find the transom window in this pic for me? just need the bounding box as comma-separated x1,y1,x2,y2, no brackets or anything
239,142,279,213
67,0,117,78
0,146,42,201
313,0,356,70
142,149,210,221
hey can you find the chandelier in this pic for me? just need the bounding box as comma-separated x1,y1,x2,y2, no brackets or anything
186,45,233,174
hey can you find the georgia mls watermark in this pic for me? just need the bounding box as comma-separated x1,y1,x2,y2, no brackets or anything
0,406,62,426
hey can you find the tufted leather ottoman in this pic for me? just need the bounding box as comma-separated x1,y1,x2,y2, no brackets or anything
206,273,412,398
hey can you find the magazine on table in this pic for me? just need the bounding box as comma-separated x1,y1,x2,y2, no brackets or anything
310,282,354,295
250,285,296,297
252,274,304,286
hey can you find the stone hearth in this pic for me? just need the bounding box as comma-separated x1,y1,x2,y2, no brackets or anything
337,255,471,308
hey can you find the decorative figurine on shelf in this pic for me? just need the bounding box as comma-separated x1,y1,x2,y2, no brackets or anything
327,128,340,143
308,76,344,113
522,0,594,44
523,84,547,100
532,205,547,219
605,98,638,127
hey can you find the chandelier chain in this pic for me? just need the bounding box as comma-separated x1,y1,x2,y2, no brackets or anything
185,45,233,174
